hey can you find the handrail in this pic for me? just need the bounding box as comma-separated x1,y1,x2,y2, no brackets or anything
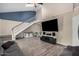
12,16,35,31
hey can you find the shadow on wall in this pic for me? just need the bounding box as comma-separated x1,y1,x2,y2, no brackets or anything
0,11,36,22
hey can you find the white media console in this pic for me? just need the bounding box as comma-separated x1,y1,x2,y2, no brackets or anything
24,31,57,44
42,31,57,38
24,31,57,38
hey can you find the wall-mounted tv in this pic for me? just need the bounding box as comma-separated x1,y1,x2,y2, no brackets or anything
42,19,58,32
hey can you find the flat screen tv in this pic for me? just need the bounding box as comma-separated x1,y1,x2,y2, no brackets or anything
42,19,58,32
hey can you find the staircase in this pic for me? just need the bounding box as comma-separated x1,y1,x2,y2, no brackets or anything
11,16,41,40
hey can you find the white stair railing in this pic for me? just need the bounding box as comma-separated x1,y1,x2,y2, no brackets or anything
11,16,38,40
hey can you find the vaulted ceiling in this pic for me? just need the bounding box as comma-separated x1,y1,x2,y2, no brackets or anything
0,3,36,13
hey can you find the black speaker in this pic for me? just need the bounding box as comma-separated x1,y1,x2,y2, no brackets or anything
43,32,45,35
40,36,56,44
52,32,55,36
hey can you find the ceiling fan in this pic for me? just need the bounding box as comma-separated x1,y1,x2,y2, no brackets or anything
25,3,43,8
35,3,43,7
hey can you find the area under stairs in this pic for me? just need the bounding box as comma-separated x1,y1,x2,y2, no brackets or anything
11,17,41,40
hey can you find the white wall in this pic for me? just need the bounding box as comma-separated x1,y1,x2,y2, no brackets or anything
72,5,79,46
58,12,73,46
24,22,42,32
0,19,21,36
42,3,73,20
72,15,79,46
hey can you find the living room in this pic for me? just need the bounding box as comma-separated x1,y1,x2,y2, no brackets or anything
0,3,79,56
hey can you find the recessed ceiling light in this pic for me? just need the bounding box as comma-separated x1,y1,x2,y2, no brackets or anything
25,3,35,7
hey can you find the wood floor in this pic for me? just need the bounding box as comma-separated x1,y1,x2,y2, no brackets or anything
16,37,65,56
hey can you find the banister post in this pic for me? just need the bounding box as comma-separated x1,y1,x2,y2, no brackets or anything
12,34,16,41
12,30,16,41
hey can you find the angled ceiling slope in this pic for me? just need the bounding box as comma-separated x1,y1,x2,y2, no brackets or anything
0,3,36,13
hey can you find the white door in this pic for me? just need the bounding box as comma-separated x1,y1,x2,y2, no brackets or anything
72,15,79,46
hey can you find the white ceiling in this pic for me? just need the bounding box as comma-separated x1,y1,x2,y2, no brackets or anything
0,3,79,13
0,3,36,13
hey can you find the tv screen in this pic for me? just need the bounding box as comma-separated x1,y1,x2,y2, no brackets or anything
42,19,58,31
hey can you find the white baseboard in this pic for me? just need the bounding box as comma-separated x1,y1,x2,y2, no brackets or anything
0,35,11,38
56,42,72,46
